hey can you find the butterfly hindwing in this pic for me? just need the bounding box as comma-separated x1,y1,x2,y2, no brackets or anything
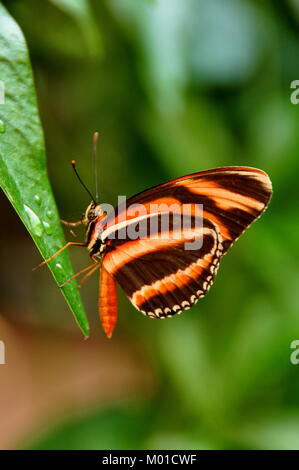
102,218,223,317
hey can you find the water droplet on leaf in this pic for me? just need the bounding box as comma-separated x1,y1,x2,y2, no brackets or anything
55,263,66,275
42,221,52,234
0,120,5,133
34,194,41,205
46,210,54,219
23,205,43,237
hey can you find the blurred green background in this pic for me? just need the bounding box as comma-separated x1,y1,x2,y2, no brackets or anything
1,0,299,450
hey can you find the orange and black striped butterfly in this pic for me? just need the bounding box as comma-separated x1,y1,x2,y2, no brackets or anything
39,154,272,338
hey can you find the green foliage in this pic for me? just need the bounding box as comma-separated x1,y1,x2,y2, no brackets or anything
29,406,153,450
49,0,103,57
0,3,89,336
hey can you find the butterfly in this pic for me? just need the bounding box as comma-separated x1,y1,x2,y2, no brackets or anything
38,139,272,338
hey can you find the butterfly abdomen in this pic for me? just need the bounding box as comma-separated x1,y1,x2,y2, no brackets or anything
99,266,117,338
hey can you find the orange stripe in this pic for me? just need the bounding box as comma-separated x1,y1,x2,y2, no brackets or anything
104,197,181,229
131,252,216,307
103,227,216,275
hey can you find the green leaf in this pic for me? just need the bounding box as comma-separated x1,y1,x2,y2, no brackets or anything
0,3,89,337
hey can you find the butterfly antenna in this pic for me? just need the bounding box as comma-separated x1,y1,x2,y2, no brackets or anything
71,160,97,204
93,131,99,203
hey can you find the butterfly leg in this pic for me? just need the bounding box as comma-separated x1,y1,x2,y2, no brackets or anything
32,241,87,271
61,219,87,227
59,261,98,287
78,262,101,288
99,266,118,339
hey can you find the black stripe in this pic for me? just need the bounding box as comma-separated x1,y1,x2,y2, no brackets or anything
201,173,270,200
137,275,212,314
114,233,217,297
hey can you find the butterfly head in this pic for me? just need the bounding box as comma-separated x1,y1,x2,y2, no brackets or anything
84,202,103,223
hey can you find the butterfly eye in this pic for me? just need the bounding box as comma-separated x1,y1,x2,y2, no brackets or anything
88,209,95,220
